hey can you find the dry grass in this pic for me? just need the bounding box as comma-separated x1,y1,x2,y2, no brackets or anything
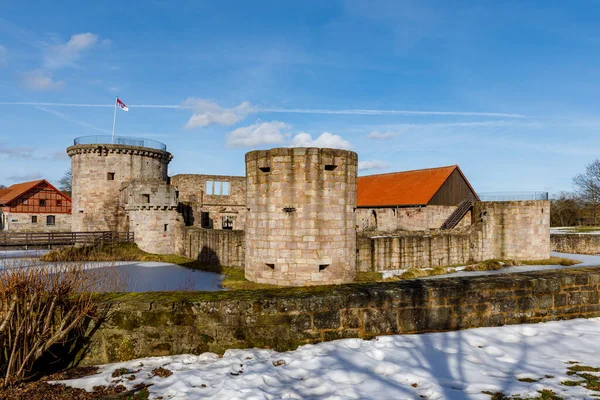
0,258,125,387
464,257,581,272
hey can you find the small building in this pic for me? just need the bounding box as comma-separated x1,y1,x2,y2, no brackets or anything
0,180,72,232
357,165,478,232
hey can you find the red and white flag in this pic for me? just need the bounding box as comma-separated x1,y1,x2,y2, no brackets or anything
116,98,129,112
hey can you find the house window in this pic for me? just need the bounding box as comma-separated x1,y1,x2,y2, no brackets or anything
23,199,28,205
39,199,46,207
31,216,37,223
56,200,62,206
107,172,115,181
222,215,233,230
205,180,230,196
142,194,150,204
46,215,55,225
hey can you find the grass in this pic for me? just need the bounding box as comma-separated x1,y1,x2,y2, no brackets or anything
560,365,600,392
465,257,581,272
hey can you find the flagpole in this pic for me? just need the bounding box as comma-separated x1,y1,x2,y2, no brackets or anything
111,96,117,144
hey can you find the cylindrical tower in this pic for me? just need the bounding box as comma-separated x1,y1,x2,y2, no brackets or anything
245,147,358,286
67,136,172,232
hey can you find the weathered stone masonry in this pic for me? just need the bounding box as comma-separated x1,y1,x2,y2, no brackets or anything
81,267,600,365
551,234,600,255
245,148,358,286
68,144,171,232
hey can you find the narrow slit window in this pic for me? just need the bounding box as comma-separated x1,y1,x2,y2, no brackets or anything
266,263,275,269
325,165,337,171
319,264,330,271
164,224,168,232
259,167,271,173
142,194,150,204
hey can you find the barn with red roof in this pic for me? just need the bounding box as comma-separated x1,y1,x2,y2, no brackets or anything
356,165,478,232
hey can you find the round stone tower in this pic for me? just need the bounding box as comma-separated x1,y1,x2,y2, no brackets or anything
245,147,358,286
67,136,172,232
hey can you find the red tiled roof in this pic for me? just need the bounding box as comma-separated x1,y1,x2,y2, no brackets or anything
357,165,460,207
0,180,70,205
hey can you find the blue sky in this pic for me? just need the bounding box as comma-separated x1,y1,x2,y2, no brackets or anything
1,0,600,194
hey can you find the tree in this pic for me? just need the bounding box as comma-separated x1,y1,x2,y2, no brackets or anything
58,169,72,197
550,191,581,227
573,160,600,225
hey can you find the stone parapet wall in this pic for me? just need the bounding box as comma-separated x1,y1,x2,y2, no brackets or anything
181,227,245,268
127,209,184,255
551,234,600,255
358,232,471,272
82,267,600,365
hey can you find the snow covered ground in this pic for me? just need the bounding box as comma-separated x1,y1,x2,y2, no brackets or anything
58,318,600,399
551,227,600,235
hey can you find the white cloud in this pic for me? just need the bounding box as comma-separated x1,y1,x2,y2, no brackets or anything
183,98,257,128
368,130,403,140
227,121,290,148
0,45,7,66
44,32,99,69
20,70,64,91
290,132,353,150
358,160,389,171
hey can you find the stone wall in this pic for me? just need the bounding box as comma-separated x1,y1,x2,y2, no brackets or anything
357,206,471,232
181,227,245,268
68,144,172,232
471,201,550,261
171,174,246,230
357,232,471,272
0,212,71,232
82,267,600,365
552,234,600,255
245,148,358,286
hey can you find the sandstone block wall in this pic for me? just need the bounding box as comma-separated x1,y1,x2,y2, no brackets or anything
121,179,183,255
357,206,471,232
171,174,246,230
245,148,358,286
68,144,172,232
181,227,245,268
0,212,71,232
357,232,471,272
551,234,600,255
81,267,600,365
471,200,550,260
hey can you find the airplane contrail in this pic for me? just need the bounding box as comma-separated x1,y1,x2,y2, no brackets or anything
0,102,525,118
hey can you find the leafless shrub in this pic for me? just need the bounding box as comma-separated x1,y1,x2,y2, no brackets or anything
0,258,126,387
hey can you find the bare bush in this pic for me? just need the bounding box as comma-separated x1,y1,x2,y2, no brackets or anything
0,258,126,386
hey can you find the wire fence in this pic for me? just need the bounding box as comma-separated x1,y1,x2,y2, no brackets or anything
477,191,549,201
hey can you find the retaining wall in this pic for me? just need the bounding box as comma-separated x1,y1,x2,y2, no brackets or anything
181,227,245,268
82,267,600,365
552,234,600,255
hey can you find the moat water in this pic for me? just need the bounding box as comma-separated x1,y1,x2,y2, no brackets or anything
0,251,225,292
